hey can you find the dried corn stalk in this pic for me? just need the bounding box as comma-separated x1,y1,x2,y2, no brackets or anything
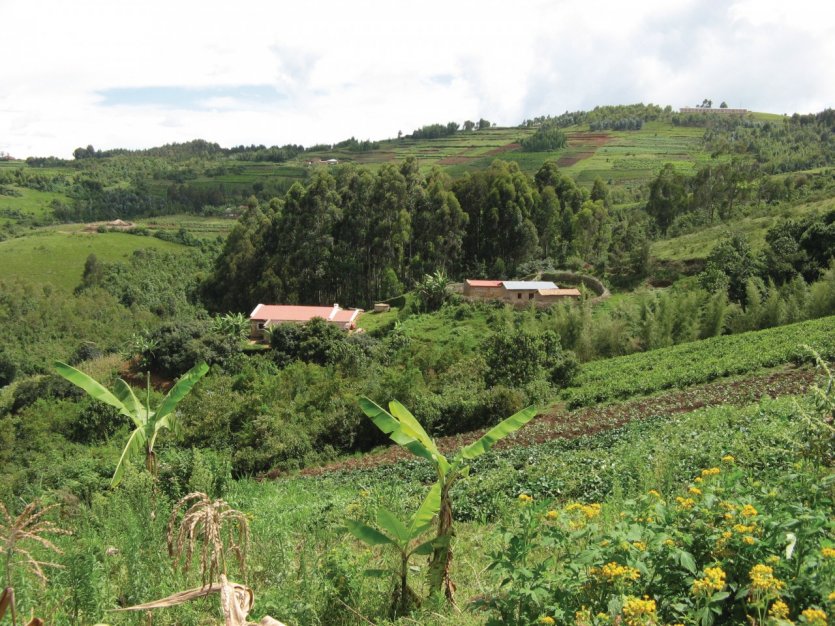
1,500,69,588
112,575,285,626
167,492,249,586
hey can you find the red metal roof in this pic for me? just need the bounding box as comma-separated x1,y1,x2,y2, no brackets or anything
250,303,363,324
466,279,503,288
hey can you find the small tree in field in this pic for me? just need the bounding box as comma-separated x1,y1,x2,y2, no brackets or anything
55,360,208,486
359,398,537,602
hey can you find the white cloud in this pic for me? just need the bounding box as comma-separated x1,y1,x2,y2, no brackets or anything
1,0,833,157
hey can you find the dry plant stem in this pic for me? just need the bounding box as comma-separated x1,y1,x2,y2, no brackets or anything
113,575,286,626
1,587,18,626
167,492,249,586
334,596,377,626
0,501,69,589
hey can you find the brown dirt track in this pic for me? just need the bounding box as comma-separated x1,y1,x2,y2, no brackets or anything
295,366,814,478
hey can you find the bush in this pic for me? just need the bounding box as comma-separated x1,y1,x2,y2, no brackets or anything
146,319,239,378
484,328,575,389
0,350,16,387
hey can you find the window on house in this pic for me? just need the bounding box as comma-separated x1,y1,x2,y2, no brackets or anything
257,322,266,330
529,292,534,299
517,293,522,299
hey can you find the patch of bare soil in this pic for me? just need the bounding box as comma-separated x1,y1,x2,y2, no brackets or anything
484,142,521,157
437,156,473,165
566,132,611,147
557,151,595,167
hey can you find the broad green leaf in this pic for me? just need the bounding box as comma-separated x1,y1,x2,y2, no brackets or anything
377,509,410,544
389,400,440,457
408,481,441,537
345,519,395,547
156,362,209,421
359,397,402,435
402,440,439,465
677,549,697,574
410,538,436,557
55,361,132,418
113,378,147,428
458,406,537,460
360,397,438,465
111,427,147,488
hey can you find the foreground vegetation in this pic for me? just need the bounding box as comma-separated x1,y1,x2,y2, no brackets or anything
1,102,834,625
1,360,832,625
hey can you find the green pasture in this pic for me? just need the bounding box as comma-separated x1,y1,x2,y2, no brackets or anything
651,197,835,262
0,228,187,291
0,186,67,223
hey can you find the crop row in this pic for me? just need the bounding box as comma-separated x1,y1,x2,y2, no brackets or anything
562,315,835,408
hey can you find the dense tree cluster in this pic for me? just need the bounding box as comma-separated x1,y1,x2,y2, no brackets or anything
519,126,568,152
409,122,461,140
202,158,646,311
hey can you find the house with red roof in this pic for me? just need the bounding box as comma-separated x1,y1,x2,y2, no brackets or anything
249,303,363,340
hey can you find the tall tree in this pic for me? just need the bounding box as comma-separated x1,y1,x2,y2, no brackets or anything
646,164,688,234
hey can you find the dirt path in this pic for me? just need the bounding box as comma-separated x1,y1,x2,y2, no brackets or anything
297,367,813,477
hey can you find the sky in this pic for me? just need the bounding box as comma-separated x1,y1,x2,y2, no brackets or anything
2,0,834,158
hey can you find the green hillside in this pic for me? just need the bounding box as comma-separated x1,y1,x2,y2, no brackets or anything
0,227,187,291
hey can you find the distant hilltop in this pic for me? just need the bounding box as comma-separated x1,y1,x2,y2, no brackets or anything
679,107,747,115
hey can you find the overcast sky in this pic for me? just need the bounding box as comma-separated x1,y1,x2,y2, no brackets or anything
2,0,834,158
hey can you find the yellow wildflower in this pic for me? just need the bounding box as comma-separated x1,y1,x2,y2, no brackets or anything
689,486,703,496
595,561,641,582
800,608,827,625
702,467,721,477
722,454,735,463
828,591,835,602
622,595,657,626
734,523,756,534
664,538,676,547
724,513,735,520
566,502,601,519
518,493,533,504
743,535,757,545
539,617,556,625
582,503,601,519
676,496,695,510
692,566,727,596
741,504,758,517
694,477,703,483
648,489,662,498
545,510,558,520
767,555,781,564
822,547,835,559
750,564,786,592
633,541,647,552
770,600,790,620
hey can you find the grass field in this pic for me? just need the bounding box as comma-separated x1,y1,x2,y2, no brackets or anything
651,196,835,262
0,185,67,224
0,227,187,291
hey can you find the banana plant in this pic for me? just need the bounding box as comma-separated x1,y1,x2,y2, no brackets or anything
359,398,537,602
54,360,209,487
346,482,440,617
